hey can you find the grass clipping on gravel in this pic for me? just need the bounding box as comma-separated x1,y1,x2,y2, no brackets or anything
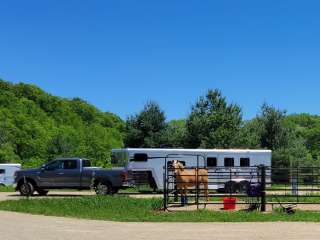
1,196,320,222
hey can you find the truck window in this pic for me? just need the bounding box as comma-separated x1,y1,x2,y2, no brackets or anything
240,158,250,167
207,157,217,167
62,160,77,169
82,160,91,167
0,169,5,174
45,161,61,171
224,158,234,167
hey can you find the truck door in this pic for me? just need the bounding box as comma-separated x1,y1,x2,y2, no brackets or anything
55,159,81,187
39,159,81,187
38,160,61,187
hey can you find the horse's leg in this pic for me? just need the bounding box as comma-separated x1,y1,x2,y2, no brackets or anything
178,186,184,206
184,187,188,205
204,181,209,202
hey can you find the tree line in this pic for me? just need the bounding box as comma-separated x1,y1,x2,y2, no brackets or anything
0,79,319,168
125,90,320,167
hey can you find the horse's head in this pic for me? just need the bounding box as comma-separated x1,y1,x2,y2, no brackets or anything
171,160,185,171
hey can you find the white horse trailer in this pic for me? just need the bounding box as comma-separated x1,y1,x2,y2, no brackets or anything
111,148,272,191
0,164,21,186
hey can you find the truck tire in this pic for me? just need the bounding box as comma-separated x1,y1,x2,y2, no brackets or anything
37,189,49,196
19,182,34,196
95,182,113,195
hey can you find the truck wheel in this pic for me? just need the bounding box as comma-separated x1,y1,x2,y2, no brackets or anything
37,189,49,196
95,182,112,195
19,182,34,196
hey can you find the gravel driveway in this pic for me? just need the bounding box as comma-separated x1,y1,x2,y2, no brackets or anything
1,191,320,240
1,211,320,240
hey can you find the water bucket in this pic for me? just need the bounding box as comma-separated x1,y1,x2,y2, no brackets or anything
223,197,237,210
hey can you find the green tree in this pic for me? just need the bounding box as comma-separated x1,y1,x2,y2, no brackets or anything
185,89,242,148
161,119,187,148
236,119,262,149
257,103,290,150
124,101,166,147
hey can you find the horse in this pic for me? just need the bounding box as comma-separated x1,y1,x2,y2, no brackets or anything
171,160,209,205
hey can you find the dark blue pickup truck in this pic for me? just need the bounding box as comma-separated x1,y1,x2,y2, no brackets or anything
14,158,128,196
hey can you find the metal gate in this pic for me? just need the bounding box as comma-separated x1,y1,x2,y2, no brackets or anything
163,161,320,212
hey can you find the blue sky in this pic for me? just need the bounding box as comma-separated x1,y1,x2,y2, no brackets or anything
1,1,320,120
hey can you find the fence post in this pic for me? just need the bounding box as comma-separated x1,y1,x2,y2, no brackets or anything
163,160,167,211
260,165,266,212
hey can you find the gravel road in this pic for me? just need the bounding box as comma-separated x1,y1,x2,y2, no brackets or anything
1,211,320,240
1,192,320,239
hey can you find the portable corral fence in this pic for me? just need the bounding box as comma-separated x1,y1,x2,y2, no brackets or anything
163,154,320,212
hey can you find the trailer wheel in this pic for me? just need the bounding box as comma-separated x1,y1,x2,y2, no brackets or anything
95,182,113,195
19,182,34,196
224,181,238,194
239,180,250,194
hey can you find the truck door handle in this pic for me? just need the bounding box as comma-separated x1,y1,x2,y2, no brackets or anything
57,172,64,175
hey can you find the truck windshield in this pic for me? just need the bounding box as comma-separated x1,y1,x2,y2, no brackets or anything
111,152,129,167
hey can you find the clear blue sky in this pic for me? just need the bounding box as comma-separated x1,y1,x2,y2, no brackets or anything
1,1,320,120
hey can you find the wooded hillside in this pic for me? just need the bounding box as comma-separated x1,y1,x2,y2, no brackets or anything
0,79,124,167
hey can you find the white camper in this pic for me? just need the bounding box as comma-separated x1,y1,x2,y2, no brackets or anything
0,164,21,186
112,148,272,190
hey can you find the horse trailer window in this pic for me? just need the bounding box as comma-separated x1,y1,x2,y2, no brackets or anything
224,158,234,167
0,169,5,174
240,158,250,167
131,153,148,162
207,157,217,167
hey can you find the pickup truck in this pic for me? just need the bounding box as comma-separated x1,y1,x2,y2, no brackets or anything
14,158,128,196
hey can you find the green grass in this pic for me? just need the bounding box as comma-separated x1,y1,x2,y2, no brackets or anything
1,196,320,222
0,185,15,192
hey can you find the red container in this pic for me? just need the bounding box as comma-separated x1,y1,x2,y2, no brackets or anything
223,197,237,210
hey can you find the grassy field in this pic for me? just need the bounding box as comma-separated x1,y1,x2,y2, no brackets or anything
0,185,15,192
1,196,320,222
